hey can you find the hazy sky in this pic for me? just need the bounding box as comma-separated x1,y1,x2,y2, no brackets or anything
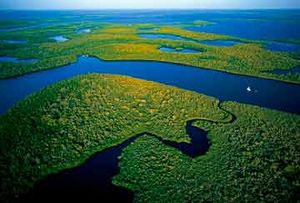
1,0,300,9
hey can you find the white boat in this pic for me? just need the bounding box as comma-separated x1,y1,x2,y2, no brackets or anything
247,86,251,92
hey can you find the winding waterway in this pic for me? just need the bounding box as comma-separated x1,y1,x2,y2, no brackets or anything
21,102,235,202
0,55,299,201
1,9,299,203
1,56,300,115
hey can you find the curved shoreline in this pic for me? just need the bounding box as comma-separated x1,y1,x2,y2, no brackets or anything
1,56,300,115
1,55,300,85
21,101,236,202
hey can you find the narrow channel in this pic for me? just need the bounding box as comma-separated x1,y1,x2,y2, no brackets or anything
20,102,235,202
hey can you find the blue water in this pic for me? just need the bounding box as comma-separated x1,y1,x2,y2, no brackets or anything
200,40,242,46
187,20,300,41
76,28,91,34
0,56,38,63
1,56,299,115
160,46,200,53
0,10,299,41
266,41,300,52
50,35,69,42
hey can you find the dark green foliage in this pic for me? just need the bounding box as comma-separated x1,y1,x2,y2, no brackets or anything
0,74,227,201
114,102,300,202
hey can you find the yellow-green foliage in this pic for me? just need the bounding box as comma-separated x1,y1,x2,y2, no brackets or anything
145,26,231,41
0,74,228,201
114,102,300,202
0,23,299,83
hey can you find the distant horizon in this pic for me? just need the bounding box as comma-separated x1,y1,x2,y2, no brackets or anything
1,8,300,11
1,0,300,10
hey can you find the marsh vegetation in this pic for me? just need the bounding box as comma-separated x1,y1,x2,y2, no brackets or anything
0,22,299,83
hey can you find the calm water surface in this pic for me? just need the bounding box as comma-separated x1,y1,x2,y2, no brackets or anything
1,56,299,115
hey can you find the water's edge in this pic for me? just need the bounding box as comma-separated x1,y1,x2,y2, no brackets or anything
1,56,300,115
20,102,235,202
